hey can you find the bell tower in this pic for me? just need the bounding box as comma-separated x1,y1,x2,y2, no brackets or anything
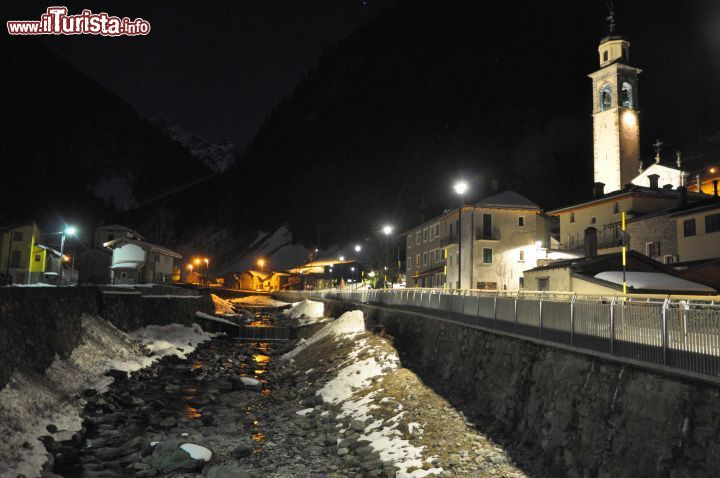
588,24,642,193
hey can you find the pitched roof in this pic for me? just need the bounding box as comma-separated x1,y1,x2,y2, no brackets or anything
547,184,710,215
103,238,181,258
473,191,541,210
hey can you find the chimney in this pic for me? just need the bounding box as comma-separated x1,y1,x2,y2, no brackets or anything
593,182,605,198
714,180,719,200
584,227,598,258
648,174,660,190
677,186,688,207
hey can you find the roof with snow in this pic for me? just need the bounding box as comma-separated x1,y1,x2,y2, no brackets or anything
288,259,354,275
472,191,541,210
103,238,181,258
594,271,716,293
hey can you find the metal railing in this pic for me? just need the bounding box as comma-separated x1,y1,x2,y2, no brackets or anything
280,288,720,379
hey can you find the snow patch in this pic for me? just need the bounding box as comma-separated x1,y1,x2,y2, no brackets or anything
283,299,324,319
282,310,364,361
179,443,213,461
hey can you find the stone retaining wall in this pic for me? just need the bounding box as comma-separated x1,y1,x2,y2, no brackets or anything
285,296,720,477
0,286,215,392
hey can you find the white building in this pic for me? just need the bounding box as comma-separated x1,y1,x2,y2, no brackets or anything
443,191,551,290
104,237,181,285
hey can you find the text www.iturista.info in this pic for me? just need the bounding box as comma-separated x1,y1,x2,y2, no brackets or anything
7,6,151,36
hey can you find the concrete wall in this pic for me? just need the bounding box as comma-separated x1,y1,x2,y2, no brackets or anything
304,297,720,478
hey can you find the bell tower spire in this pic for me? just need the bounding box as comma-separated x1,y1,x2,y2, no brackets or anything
588,12,642,193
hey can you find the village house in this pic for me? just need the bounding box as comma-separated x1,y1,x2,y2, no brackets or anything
0,222,62,285
405,191,551,290
78,225,143,284
104,237,181,285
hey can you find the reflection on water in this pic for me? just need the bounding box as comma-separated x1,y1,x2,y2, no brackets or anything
191,361,204,369
251,432,266,442
184,404,202,419
253,354,270,363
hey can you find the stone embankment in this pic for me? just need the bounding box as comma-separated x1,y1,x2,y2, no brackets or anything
290,297,720,478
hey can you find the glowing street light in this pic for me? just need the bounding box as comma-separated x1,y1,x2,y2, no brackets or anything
59,225,77,286
193,258,201,266
339,256,345,262
453,181,468,195
354,244,362,253
257,258,265,271
382,225,393,235
381,225,393,288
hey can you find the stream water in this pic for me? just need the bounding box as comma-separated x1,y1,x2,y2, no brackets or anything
53,314,285,477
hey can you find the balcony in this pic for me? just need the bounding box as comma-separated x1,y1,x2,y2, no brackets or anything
474,228,500,241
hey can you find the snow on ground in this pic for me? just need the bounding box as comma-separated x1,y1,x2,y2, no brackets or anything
283,299,324,320
281,310,363,361
283,310,442,477
0,315,216,478
230,295,289,308
211,293,236,315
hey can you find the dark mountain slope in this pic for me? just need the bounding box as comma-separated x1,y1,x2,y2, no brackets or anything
0,37,211,231
187,0,720,247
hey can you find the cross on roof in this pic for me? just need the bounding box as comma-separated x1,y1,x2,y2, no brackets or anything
653,139,663,163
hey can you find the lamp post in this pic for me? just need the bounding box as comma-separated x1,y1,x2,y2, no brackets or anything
453,181,468,290
203,258,210,286
59,226,77,286
186,263,194,284
354,244,362,289
258,258,265,272
382,225,392,288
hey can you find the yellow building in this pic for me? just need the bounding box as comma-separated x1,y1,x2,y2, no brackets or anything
0,223,61,284
673,203,720,262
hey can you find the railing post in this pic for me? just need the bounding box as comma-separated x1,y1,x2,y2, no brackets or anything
662,297,669,365
493,295,498,330
449,290,454,320
538,292,544,339
610,297,616,355
513,292,519,333
570,295,576,346
476,293,481,325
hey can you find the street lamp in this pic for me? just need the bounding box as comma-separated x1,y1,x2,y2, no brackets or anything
382,226,393,288
453,181,467,289
257,258,265,271
339,255,345,262
354,244,362,253
59,226,77,286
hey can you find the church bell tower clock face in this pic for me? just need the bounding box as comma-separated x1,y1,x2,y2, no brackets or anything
588,35,642,193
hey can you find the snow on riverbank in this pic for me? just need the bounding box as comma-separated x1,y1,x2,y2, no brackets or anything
0,315,216,478
283,299,325,320
282,310,443,477
231,295,288,308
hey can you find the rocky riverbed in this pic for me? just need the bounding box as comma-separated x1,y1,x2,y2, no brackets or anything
32,306,528,478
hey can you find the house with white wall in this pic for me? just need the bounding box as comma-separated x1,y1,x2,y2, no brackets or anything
104,238,181,285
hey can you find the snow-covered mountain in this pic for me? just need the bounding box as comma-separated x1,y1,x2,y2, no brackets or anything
151,117,238,172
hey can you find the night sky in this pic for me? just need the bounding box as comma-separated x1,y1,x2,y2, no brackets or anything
4,0,385,147
4,0,720,246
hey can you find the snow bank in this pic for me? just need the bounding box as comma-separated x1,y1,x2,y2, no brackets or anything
0,316,215,478
288,308,441,477
180,443,212,461
231,295,289,308
211,294,236,315
283,299,324,319
282,310,364,361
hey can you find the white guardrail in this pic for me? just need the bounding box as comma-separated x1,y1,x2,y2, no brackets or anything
281,288,720,378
